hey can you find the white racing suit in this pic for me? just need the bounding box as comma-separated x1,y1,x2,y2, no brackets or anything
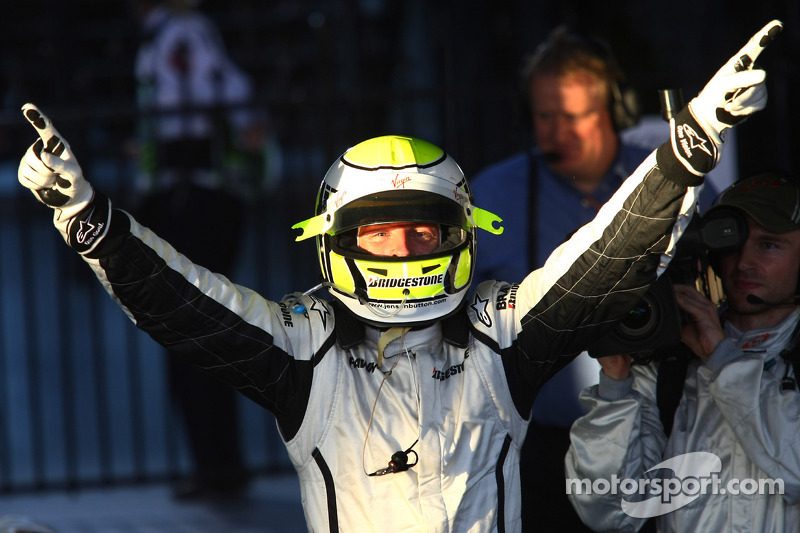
67,146,699,532
566,310,800,532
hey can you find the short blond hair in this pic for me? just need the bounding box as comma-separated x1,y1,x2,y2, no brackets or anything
521,26,625,110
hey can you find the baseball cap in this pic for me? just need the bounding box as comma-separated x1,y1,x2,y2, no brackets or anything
707,172,800,233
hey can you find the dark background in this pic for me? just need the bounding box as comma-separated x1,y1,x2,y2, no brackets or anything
1,0,798,182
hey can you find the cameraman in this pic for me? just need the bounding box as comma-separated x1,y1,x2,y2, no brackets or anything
566,172,800,532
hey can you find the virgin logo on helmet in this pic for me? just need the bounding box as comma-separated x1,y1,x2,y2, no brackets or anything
392,174,411,188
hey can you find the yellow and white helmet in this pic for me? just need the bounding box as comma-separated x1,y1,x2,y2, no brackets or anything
292,135,503,326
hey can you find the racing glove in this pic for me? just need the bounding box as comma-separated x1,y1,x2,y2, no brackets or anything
667,19,782,177
18,103,111,254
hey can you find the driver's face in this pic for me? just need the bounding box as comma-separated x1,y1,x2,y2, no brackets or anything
357,222,440,257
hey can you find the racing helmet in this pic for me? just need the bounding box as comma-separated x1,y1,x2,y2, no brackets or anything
292,135,503,326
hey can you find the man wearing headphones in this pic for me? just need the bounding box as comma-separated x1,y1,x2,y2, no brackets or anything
567,172,800,531
470,26,651,531
16,21,778,532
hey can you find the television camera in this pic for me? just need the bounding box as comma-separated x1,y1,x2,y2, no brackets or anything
586,206,747,359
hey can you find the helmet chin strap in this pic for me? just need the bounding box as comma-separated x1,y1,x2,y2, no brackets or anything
376,326,412,372
285,282,410,319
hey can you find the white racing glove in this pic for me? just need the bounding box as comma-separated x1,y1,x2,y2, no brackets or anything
669,19,782,176
18,103,111,254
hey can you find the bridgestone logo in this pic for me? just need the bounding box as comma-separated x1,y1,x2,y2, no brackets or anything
367,274,444,288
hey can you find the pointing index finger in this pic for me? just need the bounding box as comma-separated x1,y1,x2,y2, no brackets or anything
733,19,783,72
21,103,66,157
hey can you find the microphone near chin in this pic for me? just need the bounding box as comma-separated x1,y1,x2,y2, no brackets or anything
542,151,563,164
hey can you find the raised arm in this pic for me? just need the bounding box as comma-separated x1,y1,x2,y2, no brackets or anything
487,19,781,369
563,21,784,531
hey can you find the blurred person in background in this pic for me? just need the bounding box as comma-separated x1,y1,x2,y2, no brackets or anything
130,0,272,500
470,26,651,531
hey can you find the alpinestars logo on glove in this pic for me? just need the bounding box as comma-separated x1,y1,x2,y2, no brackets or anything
76,217,99,244
75,208,104,248
68,196,111,255
676,123,713,159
